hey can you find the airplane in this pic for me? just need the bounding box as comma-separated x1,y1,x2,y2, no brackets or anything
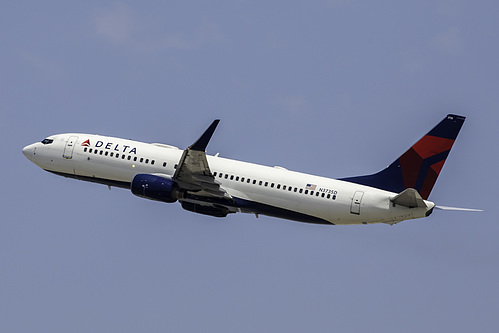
22,114,481,226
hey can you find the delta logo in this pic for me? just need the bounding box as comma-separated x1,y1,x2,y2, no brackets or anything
82,139,137,154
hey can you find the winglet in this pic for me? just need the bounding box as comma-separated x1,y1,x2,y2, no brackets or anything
188,120,220,151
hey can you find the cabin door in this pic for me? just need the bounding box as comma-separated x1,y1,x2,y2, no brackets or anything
350,191,364,215
63,136,79,159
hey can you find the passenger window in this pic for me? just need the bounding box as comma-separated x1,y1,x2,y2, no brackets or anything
299,189,303,193
271,183,274,188
277,184,281,189
294,188,297,192
134,157,137,161
230,175,234,180
225,174,228,179
316,192,320,196
105,151,109,156
327,194,331,199
100,151,103,155
321,193,325,198
89,149,93,153
241,177,245,182
236,176,239,181
116,154,120,158
213,172,217,177
305,190,308,194
310,191,314,195
288,187,292,191
219,173,223,178
332,195,337,200
163,162,167,167
122,155,126,159
140,158,144,163
253,180,257,185
151,160,155,165
247,179,251,183
283,185,286,190
128,156,131,160
84,147,87,152
145,159,149,164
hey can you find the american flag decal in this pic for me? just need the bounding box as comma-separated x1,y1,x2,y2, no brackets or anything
305,184,316,190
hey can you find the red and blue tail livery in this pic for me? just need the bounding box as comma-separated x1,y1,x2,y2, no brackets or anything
341,114,465,200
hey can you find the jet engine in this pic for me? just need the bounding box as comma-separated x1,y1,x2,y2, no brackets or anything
131,174,178,203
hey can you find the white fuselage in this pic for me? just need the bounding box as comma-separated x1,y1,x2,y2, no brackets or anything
23,133,435,225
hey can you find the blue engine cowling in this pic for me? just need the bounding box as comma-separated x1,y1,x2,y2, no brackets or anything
131,174,178,203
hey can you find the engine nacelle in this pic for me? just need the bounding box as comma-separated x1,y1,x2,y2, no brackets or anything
131,174,178,203
181,201,229,218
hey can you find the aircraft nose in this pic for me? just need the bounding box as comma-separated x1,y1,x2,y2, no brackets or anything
22,143,36,159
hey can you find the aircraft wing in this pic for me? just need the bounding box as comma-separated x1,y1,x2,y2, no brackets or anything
172,120,229,198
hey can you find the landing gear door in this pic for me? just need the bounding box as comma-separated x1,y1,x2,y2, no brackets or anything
63,136,78,159
350,191,364,215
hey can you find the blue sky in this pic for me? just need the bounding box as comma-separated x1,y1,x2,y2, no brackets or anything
2,1,498,332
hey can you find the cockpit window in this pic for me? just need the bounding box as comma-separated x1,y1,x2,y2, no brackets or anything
41,139,54,145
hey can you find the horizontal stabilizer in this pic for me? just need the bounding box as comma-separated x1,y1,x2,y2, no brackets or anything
391,188,427,208
435,205,484,212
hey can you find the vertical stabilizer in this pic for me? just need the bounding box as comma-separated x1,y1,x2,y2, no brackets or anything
340,114,465,199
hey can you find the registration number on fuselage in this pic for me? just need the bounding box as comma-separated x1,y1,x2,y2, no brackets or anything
318,187,338,195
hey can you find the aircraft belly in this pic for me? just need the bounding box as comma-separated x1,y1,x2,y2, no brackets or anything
232,196,333,225
295,198,331,223
256,193,332,224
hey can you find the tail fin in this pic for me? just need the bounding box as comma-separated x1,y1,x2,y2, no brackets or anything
340,114,466,199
